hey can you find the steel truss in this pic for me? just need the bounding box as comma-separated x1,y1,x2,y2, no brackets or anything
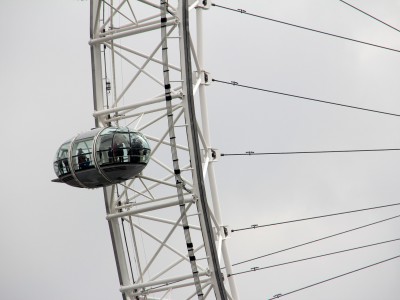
90,1,239,299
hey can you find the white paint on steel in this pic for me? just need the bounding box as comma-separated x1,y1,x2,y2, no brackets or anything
89,1,239,299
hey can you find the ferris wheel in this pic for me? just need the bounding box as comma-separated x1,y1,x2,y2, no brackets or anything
53,1,239,299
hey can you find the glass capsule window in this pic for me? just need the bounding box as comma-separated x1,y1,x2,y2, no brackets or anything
95,128,150,166
129,133,150,163
71,138,94,171
113,132,130,163
96,127,117,165
54,142,71,176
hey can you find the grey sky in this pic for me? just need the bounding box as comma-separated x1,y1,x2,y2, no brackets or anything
1,0,400,299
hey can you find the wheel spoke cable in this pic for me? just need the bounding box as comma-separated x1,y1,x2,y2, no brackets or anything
230,214,400,267
211,3,400,53
265,254,400,299
228,237,400,277
212,79,400,118
338,0,400,33
222,149,400,157
232,202,400,232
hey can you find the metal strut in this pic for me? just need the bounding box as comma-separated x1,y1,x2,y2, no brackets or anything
180,0,228,299
160,1,205,299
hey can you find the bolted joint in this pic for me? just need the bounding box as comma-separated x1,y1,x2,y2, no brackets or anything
210,148,220,161
203,71,212,85
196,0,211,9
223,226,231,238
193,71,212,85
213,225,231,240
192,194,199,203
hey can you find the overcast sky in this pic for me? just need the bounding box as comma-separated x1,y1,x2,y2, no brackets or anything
1,1,400,300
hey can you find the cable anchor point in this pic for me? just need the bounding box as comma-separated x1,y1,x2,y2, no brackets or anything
196,0,211,9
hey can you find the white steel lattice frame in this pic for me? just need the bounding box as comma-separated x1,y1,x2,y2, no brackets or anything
89,1,240,299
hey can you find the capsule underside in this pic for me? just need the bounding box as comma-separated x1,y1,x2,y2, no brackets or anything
53,127,151,188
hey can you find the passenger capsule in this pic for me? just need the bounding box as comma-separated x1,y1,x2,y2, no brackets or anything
52,127,151,188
